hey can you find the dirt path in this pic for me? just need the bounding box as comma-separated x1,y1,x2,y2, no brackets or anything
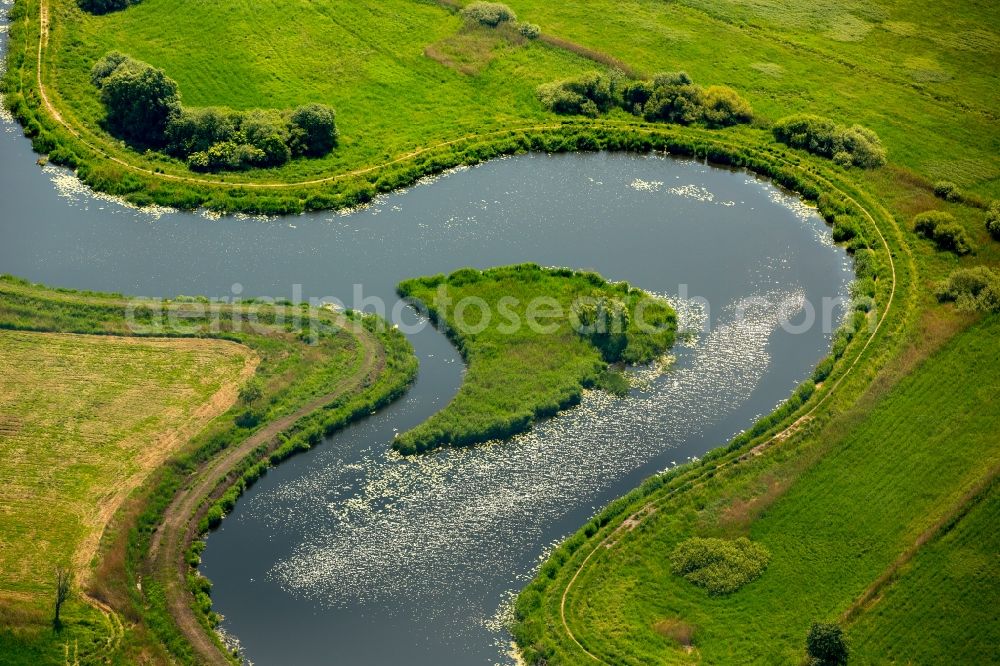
144,323,385,665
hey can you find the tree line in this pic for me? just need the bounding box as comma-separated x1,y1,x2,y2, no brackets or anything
92,52,338,172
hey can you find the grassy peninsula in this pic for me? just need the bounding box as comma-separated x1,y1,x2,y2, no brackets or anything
395,264,676,454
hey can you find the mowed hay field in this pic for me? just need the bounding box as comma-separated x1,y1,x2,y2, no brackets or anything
0,330,253,612
537,315,1000,664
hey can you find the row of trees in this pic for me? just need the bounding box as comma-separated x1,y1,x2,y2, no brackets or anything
773,114,887,169
92,52,338,172
538,70,753,128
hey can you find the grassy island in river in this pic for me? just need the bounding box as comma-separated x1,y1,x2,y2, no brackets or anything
395,264,676,454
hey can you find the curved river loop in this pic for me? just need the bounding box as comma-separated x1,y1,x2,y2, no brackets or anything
0,13,855,664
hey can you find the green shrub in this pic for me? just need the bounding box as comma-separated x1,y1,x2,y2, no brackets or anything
165,107,239,156
773,114,887,168
78,0,139,15
620,80,654,114
912,211,973,255
537,71,621,117
701,85,754,127
517,22,541,39
670,537,770,595
985,201,1000,241
913,210,949,237
461,1,516,27
934,221,973,255
806,622,849,666
642,72,704,124
935,267,1000,312
933,180,962,201
537,70,753,129
832,215,861,243
853,248,877,279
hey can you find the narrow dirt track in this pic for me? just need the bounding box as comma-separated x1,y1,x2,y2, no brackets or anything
145,322,386,665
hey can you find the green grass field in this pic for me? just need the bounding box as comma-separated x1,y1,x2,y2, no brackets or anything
395,264,676,453
515,314,1000,664
847,478,1000,664
2,0,996,212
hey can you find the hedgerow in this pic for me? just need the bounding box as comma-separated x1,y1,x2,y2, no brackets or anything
538,71,754,128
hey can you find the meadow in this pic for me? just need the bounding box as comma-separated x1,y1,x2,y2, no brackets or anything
514,314,1000,664
395,264,676,453
3,0,996,212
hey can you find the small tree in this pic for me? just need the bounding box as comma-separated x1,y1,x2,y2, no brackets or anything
53,566,73,630
92,54,180,146
238,377,263,408
806,622,849,666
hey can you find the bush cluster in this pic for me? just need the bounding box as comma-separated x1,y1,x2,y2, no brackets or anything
670,537,771,595
985,201,1000,240
168,104,337,171
933,180,963,202
912,211,974,255
806,622,849,666
935,267,1000,312
816,193,874,253
78,0,140,15
539,70,753,128
461,1,516,26
92,52,337,172
773,114,887,168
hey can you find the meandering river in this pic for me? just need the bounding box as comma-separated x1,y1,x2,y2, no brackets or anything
1,18,851,662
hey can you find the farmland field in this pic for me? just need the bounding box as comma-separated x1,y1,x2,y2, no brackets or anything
847,477,1000,664
0,329,254,656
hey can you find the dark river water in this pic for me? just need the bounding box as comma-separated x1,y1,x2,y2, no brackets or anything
0,14,851,663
